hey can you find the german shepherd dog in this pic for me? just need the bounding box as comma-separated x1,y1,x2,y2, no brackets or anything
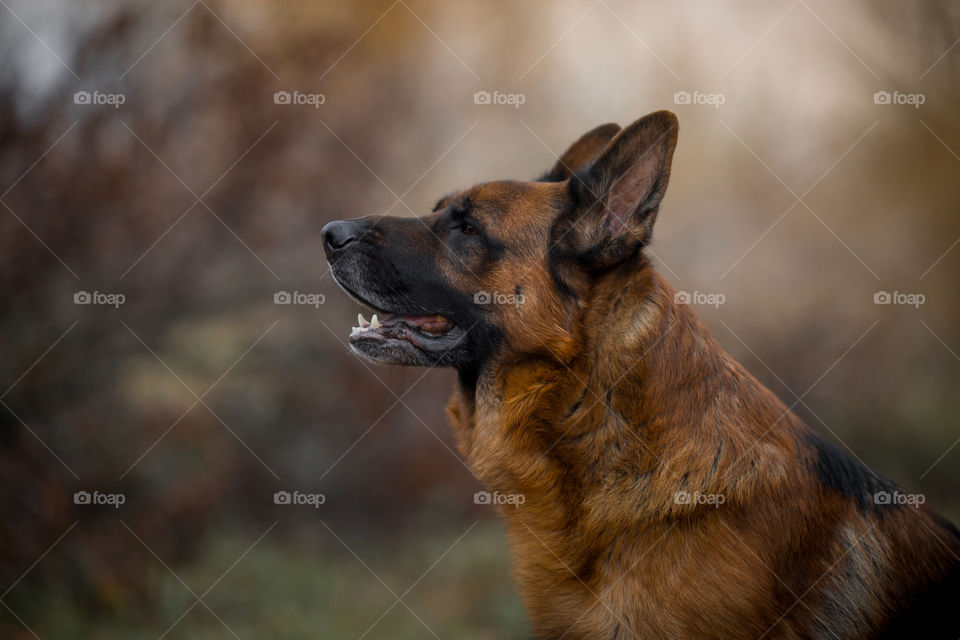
322,111,960,639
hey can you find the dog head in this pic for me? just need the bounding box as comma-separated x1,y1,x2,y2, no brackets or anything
323,111,679,370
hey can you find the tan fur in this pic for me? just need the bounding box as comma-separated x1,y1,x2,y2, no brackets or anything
448,265,959,638
330,112,960,638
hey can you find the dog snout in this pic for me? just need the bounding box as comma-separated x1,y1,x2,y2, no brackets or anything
322,220,359,259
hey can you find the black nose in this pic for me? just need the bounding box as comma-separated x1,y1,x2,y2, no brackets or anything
322,220,357,259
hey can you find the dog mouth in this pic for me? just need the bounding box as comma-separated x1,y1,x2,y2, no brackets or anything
350,312,457,347
329,264,471,366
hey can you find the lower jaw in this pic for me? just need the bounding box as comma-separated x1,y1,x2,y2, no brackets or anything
348,326,468,367
349,337,440,367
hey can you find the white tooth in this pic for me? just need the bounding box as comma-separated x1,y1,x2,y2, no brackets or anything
358,313,368,327
371,314,381,328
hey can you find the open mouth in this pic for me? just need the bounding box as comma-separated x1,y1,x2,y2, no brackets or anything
350,312,457,348
329,269,470,365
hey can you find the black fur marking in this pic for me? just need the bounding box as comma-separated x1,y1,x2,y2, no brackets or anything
546,244,579,300
457,324,504,390
545,194,586,299
536,167,561,182
877,562,960,639
458,365,479,393
709,442,723,479
568,166,594,208
805,433,899,512
562,395,583,420
449,198,472,219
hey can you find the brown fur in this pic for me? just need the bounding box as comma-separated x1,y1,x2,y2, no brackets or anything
449,265,960,638
325,111,960,639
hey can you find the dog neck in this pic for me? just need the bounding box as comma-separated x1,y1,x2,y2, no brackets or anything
449,263,803,526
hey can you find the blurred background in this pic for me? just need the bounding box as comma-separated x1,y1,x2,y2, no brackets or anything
1,0,958,637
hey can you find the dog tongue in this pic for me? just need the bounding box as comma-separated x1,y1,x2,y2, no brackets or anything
391,314,454,334
353,313,454,337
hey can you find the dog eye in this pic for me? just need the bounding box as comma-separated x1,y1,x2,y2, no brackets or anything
460,222,479,236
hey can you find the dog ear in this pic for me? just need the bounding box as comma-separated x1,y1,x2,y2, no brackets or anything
554,111,678,271
539,123,621,182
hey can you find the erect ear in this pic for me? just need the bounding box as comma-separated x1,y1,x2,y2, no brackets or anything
539,122,622,182
553,110,678,271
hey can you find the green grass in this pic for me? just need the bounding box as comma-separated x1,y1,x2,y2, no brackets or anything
28,519,528,639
